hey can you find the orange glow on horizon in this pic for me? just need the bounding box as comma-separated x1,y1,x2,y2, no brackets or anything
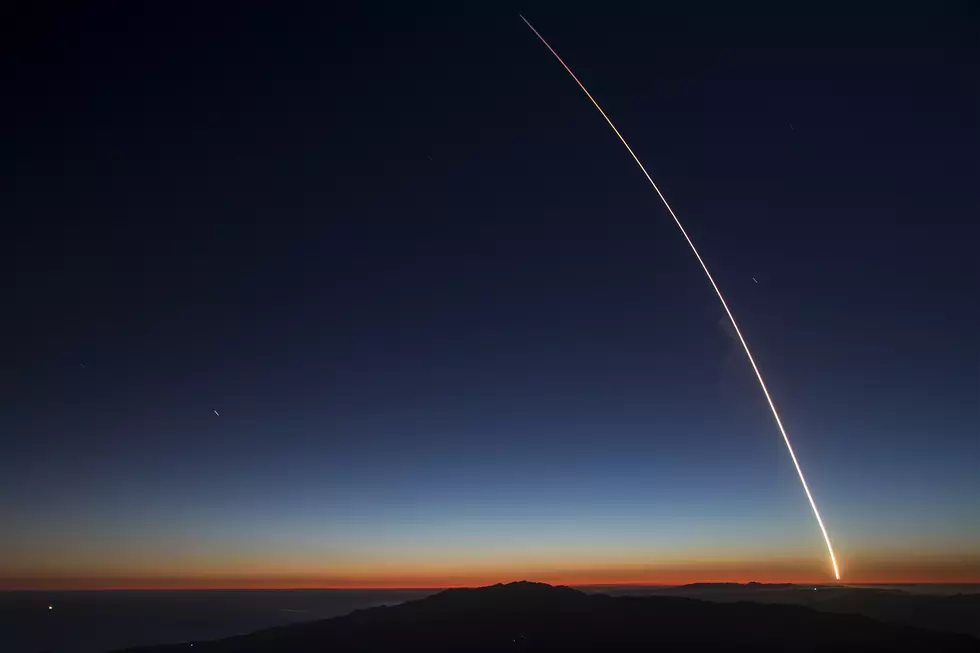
6,551,979,591
6,578,980,591
6,568,980,591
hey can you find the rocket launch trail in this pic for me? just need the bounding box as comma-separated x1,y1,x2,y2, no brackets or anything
520,15,841,580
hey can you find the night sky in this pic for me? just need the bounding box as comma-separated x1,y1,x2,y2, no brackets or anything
3,5,977,589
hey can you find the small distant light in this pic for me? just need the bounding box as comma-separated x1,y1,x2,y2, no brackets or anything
48,605,53,610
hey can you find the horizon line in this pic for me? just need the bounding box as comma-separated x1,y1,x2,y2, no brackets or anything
5,579,979,591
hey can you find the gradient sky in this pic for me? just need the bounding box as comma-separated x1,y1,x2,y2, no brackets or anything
3,5,978,589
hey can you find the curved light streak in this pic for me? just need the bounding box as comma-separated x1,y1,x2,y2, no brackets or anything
520,14,840,580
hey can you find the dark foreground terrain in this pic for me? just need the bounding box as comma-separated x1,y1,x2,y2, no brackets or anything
620,582,980,639
118,581,979,652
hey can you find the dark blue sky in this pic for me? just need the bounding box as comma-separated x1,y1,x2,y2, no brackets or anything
2,4,977,587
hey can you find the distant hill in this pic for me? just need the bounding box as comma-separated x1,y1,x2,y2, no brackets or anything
116,581,979,652
633,582,980,638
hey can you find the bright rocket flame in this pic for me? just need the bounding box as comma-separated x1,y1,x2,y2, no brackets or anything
520,14,840,580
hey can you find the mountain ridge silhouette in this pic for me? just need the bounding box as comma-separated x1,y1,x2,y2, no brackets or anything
114,580,980,652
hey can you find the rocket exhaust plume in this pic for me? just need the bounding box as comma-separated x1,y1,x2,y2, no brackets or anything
520,15,840,580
